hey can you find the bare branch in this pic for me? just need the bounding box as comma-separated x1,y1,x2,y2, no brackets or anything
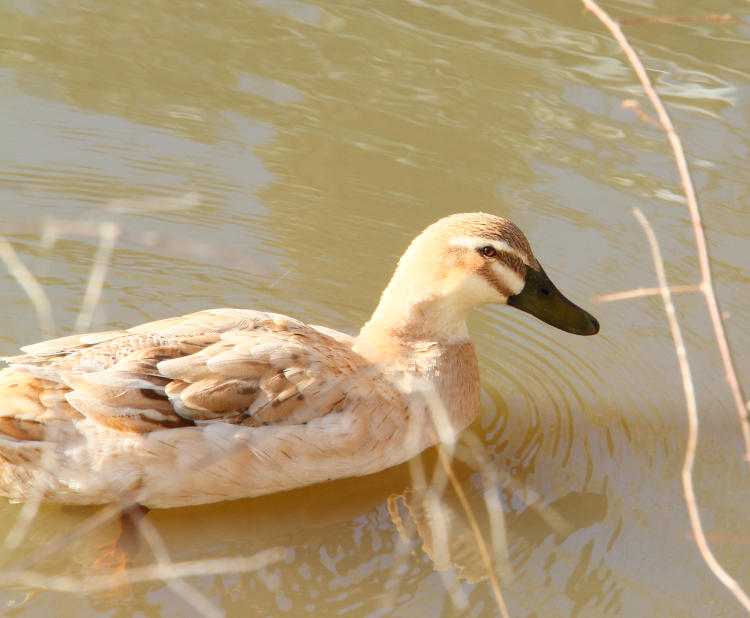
0,238,56,338
436,443,510,618
632,207,750,612
136,514,222,618
581,1,750,610
75,222,120,333
0,548,283,593
593,284,700,303
581,0,750,458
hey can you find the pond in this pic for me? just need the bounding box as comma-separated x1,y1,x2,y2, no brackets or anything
1,0,749,616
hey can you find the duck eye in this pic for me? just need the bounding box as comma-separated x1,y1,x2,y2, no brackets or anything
480,246,496,258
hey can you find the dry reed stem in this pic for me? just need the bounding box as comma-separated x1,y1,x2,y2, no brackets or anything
0,219,276,280
582,0,750,611
0,238,56,338
617,14,747,29
0,549,282,593
135,514,222,618
456,438,570,540
75,222,119,333
593,284,700,303
3,498,42,551
453,434,513,579
633,207,750,612
414,385,503,611
581,0,750,459
436,443,510,618
7,502,129,574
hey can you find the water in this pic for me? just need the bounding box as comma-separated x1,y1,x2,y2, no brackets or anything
1,0,749,615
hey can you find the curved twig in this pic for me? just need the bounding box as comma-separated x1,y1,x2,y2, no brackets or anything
581,0,750,611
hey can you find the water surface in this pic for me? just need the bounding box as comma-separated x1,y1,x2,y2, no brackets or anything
1,0,749,616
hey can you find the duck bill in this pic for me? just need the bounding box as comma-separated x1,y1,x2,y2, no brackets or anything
507,265,599,336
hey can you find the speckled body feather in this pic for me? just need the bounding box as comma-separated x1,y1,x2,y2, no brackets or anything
0,308,479,507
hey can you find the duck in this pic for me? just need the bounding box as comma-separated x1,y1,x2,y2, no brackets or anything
0,213,598,508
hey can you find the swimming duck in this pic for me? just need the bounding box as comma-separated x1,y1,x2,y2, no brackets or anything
0,213,598,508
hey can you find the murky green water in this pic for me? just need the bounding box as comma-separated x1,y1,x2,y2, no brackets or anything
1,0,749,615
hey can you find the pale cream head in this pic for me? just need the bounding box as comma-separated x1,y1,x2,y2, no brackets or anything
358,212,540,346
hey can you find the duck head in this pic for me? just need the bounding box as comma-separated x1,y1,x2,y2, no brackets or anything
358,212,599,345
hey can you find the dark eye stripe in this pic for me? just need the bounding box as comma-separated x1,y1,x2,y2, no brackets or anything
479,263,514,297
496,251,525,275
476,246,524,273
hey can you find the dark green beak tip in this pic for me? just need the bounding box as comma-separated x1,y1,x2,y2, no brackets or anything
572,312,600,336
507,265,600,337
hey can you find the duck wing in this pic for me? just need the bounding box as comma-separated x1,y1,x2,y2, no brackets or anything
0,308,368,437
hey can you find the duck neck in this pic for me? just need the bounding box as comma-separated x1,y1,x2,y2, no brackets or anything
354,277,482,436
353,264,482,435
354,273,472,359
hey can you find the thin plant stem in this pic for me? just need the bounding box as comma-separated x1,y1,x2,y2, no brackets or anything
75,222,120,333
0,238,55,338
593,284,700,303
136,515,222,618
632,207,750,612
436,443,510,618
617,14,747,29
581,0,750,460
0,548,282,593
580,1,750,611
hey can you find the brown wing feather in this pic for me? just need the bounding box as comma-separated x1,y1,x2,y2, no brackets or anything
0,309,366,440
156,311,365,427
0,369,82,441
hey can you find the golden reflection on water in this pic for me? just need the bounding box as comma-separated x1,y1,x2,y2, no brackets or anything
1,0,750,615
